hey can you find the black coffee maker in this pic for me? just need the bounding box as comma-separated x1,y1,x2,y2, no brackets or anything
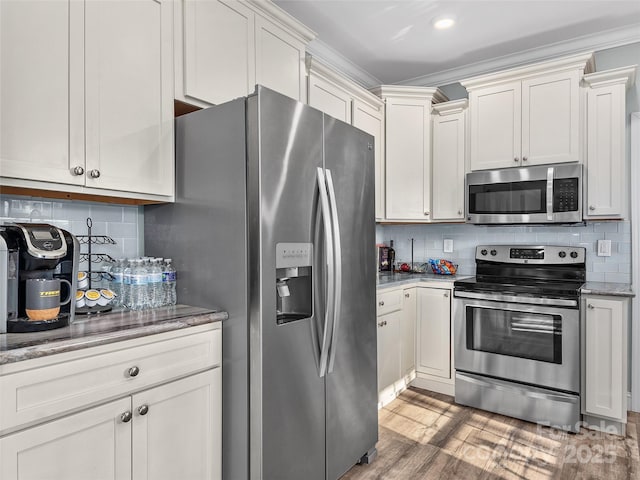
0,223,79,333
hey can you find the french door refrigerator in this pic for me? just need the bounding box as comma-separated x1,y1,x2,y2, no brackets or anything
144,86,378,480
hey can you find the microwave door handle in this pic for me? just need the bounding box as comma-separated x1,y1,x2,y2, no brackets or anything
546,167,554,221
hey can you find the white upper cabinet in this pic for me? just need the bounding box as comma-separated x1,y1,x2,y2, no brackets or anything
583,66,636,220
462,52,593,171
432,100,467,221
373,86,447,221
0,0,174,201
175,0,314,107
307,57,385,219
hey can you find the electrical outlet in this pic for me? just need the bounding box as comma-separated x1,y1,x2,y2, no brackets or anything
597,239,611,257
443,239,454,253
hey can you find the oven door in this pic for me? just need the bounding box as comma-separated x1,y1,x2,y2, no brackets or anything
453,296,579,393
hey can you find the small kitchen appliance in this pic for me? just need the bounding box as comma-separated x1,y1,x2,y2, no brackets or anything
1,223,79,333
453,245,586,431
466,163,582,224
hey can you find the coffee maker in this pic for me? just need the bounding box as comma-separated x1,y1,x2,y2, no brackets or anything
1,223,79,333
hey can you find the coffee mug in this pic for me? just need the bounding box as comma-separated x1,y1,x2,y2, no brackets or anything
25,278,72,321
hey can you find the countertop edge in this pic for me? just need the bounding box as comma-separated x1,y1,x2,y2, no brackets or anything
1,309,228,366
580,282,635,298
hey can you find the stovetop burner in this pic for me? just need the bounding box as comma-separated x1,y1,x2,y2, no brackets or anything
454,244,586,302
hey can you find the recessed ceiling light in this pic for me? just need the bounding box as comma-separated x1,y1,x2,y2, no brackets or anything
433,17,455,30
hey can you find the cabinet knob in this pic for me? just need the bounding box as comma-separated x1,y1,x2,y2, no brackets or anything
588,303,595,309
424,211,430,216
378,321,384,327
72,166,84,176
457,209,462,215
444,292,449,298
127,366,140,377
514,157,519,163
89,169,101,179
120,411,133,423
522,156,528,162
378,301,384,306
405,293,410,298
137,404,149,416
589,205,596,211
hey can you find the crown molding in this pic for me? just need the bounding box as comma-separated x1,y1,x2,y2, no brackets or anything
583,65,638,89
306,39,382,88
432,99,468,115
245,0,316,42
397,23,640,87
371,85,448,104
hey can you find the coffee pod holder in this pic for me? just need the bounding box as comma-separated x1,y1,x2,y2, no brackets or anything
75,217,116,315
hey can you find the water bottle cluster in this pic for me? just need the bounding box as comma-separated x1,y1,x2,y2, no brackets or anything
108,258,176,311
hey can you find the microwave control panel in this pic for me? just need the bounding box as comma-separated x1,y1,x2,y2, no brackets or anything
553,178,579,212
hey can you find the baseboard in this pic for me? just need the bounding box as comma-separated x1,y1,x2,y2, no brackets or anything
410,373,455,396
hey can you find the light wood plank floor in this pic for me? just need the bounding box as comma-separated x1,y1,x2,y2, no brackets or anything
341,387,640,480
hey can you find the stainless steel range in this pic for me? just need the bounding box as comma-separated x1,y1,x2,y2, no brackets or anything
453,245,586,432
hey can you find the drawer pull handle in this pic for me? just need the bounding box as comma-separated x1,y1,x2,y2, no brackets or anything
128,366,140,377
120,411,133,423
138,404,149,416
379,301,384,306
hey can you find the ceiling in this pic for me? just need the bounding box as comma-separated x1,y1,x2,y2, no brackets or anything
274,0,640,86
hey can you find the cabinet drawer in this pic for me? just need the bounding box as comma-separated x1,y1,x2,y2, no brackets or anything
0,329,221,435
377,289,403,316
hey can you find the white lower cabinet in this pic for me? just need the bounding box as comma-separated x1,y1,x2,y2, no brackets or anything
376,287,416,406
0,326,222,480
413,286,454,396
582,295,629,433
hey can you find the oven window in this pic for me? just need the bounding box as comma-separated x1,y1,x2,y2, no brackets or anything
469,180,546,214
465,306,562,364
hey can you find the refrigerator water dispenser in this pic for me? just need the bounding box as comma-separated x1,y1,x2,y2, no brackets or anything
275,243,312,325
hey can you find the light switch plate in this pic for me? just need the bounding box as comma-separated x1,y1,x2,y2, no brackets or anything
597,239,611,257
443,239,454,253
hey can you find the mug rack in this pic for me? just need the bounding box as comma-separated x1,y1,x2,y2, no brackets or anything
75,217,116,314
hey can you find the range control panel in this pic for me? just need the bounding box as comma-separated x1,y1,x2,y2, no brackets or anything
476,245,585,264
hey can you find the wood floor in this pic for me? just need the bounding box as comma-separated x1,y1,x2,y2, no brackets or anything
341,387,640,480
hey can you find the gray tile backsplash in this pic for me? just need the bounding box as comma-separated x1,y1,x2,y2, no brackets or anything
1,194,143,278
377,221,632,283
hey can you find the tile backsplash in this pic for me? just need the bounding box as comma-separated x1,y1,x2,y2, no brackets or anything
0,194,143,276
377,221,632,283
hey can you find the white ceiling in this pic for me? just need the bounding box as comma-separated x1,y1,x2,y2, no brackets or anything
274,0,640,86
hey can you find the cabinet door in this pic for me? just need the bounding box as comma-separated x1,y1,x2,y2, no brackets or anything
585,83,626,218
0,398,131,480
255,16,306,102
385,97,431,220
132,369,221,480
416,287,451,378
353,99,385,220
377,311,401,394
84,0,174,196
181,0,255,106
584,297,627,421
469,81,521,170
400,288,417,376
522,71,580,166
432,110,466,220
307,73,352,123
0,0,84,185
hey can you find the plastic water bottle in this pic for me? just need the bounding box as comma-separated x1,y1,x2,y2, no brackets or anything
110,259,125,307
163,259,177,306
122,259,133,308
148,258,163,308
130,259,149,310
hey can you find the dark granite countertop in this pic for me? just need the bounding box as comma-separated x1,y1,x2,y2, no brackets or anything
0,305,227,365
580,282,635,298
377,272,471,289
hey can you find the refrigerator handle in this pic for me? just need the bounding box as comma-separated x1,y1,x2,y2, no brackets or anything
325,169,342,374
316,167,335,378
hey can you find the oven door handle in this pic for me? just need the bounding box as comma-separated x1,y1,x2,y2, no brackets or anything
546,166,554,221
454,290,578,307
456,372,579,404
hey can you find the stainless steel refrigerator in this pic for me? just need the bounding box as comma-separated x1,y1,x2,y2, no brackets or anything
144,86,378,480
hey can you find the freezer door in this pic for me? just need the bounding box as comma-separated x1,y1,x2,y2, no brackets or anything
323,116,378,480
248,87,327,480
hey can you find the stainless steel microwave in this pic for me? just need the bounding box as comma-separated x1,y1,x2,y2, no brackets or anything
465,163,582,224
